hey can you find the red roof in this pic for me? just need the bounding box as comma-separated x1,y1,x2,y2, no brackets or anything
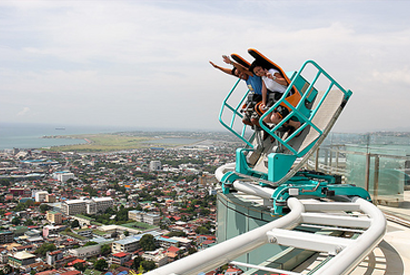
167,246,180,253
59,271,81,275
67,259,86,266
203,240,215,245
112,252,129,258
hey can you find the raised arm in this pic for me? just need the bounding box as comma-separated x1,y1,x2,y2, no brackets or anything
209,61,234,76
222,55,253,77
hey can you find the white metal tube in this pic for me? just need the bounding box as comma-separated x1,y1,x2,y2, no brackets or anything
267,228,354,254
232,181,275,200
230,261,302,275
301,212,371,228
313,198,386,275
144,198,305,275
214,162,235,182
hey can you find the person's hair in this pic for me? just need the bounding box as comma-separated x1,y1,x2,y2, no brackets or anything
231,67,238,75
249,59,265,74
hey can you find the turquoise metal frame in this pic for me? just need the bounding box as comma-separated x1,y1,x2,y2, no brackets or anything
259,60,352,157
218,59,371,215
218,78,254,148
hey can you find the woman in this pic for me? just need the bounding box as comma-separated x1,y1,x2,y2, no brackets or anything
249,60,301,132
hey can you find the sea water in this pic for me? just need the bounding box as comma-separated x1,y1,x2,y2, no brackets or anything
0,122,130,150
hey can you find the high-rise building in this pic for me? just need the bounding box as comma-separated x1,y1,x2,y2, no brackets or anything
46,211,62,225
61,197,113,216
35,191,48,202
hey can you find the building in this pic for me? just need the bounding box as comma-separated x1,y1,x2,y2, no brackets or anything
61,199,86,216
0,250,9,264
43,225,62,238
74,228,93,238
35,191,48,203
52,171,75,183
142,249,168,267
111,236,141,254
46,211,62,225
111,252,132,265
61,197,113,216
68,244,101,259
46,194,56,203
8,251,36,269
0,231,13,244
24,229,43,244
149,160,162,171
46,250,63,265
129,210,160,225
92,197,113,213
9,188,30,196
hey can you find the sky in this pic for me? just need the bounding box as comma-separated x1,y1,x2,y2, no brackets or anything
1,0,410,133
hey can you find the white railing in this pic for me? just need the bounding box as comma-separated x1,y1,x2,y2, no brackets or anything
144,195,386,275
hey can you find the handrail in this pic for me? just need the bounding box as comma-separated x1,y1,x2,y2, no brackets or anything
143,197,304,275
144,196,386,275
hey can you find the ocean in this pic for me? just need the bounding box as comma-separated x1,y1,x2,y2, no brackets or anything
0,122,132,150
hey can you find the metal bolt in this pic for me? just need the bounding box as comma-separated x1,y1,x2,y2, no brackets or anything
269,237,277,243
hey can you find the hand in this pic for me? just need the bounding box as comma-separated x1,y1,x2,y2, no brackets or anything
209,61,217,68
222,55,231,65
261,104,267,111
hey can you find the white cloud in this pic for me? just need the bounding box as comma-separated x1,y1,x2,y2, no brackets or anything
0,0,410,132
17,107,30,116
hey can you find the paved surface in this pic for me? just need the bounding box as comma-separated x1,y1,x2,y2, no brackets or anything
296,221,410,275
350,221,410,275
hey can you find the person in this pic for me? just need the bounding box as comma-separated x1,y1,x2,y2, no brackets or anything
209,56,263,127
249,60,301,133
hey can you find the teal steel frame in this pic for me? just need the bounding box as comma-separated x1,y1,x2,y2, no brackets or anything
218,60,370,215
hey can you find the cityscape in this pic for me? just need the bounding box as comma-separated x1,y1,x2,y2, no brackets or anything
0,132,243,275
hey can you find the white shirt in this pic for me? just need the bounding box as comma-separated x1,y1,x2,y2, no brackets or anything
262,68,287,94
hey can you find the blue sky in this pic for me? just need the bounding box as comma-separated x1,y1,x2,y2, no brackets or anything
1,0,409,133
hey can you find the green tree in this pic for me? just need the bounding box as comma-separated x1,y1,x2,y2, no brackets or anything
166,231,186,237
83,185,98,197
35,243,56,256
11,216,21,225
24,219,34,226
141,260,156,272
84,241,98,247
74,262,86,272
94,259,108,271
188,246,197,255
71,219,80,228
14,200,34,211
139,234,156,251
101,244,111,255
195,226,210,235
39,204,51,213
132,256,143,270
0,179,10,186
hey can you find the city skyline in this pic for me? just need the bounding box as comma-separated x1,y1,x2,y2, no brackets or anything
1,0,409,133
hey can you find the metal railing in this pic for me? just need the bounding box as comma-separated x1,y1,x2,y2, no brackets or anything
144,194,386,275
